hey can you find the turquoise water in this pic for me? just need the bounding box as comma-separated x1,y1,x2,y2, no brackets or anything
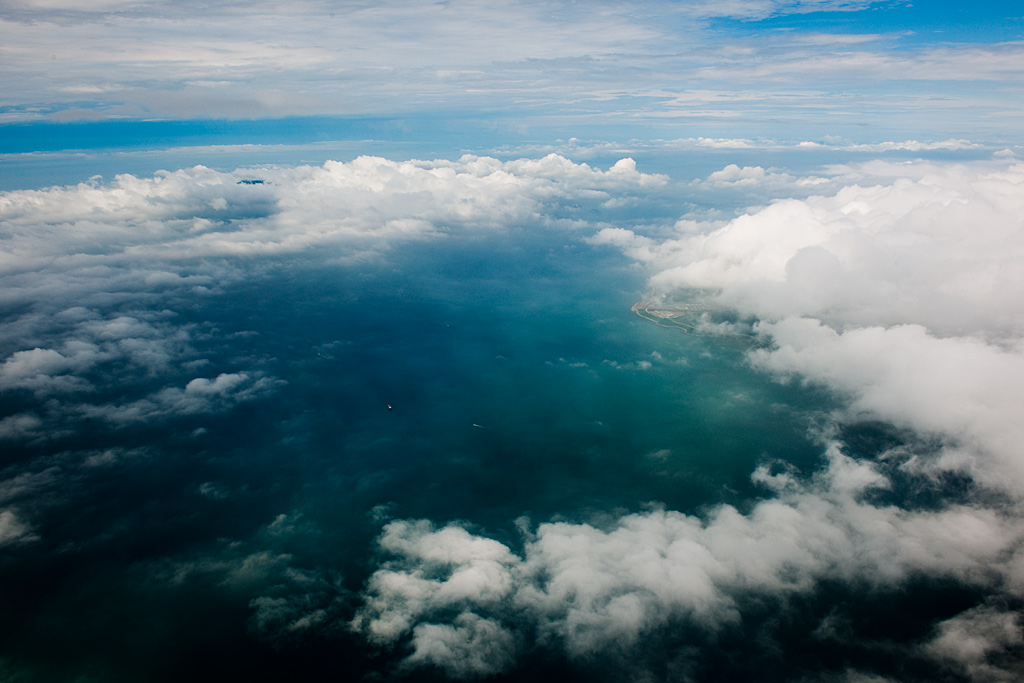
0,218,836,681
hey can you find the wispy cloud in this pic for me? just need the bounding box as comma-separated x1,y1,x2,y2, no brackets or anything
1,1,1021,141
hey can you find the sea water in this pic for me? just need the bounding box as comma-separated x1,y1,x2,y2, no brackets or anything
0,208,836,681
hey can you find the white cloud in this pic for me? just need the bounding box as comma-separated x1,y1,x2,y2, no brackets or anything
0,1,665,120
707,164,767,184
5,150,1024,678
675,0,882,20
79,372,283,424
594,158,1024,504
0,509,35,546
751,320,1024,493
352,520,520,645
0,154,660,436
249,567,350,645
354,446,1024,676
406,612,518,679
0,155,662,278
0,153,667,560
0,345,101,395
619,159,1024,502
925,604,1024,682
792,33,890,45
0,465,61,502
842,139,984,152
494,136,999,160
645,160,1024,338
0,413,43,441
152,547,293,592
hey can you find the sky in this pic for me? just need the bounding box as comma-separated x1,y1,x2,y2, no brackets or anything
2,1,1024,682
2,0,1024,147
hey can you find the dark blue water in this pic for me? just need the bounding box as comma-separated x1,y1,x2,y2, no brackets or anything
0,218,842,681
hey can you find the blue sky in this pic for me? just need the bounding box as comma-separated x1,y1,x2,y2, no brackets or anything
2,0,1023,152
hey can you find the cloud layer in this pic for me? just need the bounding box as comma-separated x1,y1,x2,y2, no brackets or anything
2,1,1022,141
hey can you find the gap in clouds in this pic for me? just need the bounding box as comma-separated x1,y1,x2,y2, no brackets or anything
2,153,1023,681
0,154,835,681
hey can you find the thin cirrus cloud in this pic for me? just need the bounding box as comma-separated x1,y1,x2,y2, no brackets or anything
0,0,661,119
1,1,1021,141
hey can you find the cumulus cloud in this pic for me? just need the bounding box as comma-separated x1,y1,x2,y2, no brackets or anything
0,314,194,402
0,345,100,395
635,159,1024,337
354,445,1024,676
924,604,1024,682
6,150,1023,679
0,152,666,461
0,152,659,351
706,164,768,184
406,613,519,679
618,159,1024,499
151,547,294,592
0,155,661,283
0,153,662,431
751,320,1024,492
350,521,526,676
0,413,44,441
353,520,521,645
